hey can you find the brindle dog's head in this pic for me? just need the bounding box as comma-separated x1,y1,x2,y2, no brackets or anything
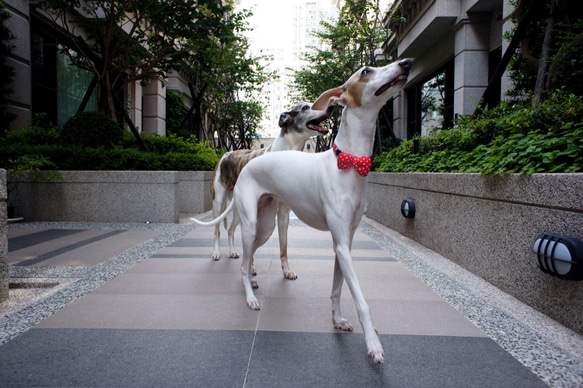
278,102,332,138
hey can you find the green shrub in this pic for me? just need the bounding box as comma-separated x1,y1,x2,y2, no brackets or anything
166,89,189,138
0,115,220,171
61,111,124,148
375,91,583,175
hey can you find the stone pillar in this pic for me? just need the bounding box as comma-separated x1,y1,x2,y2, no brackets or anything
128,81,143,133
501,0,516,100
453,14,490,116
142,74,167,136
0,169,8,303
3,0,33,130
392,90,408,140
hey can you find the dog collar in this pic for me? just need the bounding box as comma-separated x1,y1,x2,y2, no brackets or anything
332,144,372,177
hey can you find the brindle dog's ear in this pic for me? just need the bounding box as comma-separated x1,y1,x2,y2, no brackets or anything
279,111,291,127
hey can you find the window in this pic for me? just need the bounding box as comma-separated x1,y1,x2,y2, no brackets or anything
31,22,98,126
57,46,98,127
31,28,58,125
407,60,454,138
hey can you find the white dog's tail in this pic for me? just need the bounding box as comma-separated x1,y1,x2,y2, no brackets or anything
191,199,235,227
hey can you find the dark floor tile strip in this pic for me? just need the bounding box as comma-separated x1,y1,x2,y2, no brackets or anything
0,329,547,388
8,229,87,252
14,230,128,266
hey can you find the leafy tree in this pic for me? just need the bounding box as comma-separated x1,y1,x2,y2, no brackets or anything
219,100,262,150
0,1,15,135
179,6,268,150
32,0,240,149
507,0,583,103
290,0,390,152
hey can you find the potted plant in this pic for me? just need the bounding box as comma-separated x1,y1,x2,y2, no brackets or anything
6,154,62,220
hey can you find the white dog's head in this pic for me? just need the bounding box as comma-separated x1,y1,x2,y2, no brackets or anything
312,59,412,111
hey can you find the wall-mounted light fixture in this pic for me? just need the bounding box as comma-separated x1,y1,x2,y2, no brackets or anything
532,233,583,280
400,199,415,219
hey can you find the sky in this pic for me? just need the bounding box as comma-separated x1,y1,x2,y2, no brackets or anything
236,0,308,49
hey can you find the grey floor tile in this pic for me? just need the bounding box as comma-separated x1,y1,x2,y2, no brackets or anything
0,328,252,388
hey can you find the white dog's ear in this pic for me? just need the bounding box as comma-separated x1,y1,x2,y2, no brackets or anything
312,87,344,110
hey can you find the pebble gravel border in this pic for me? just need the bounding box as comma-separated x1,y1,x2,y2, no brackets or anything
360,218,583,388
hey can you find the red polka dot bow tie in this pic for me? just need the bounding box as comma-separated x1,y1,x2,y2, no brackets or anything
332,144,372,177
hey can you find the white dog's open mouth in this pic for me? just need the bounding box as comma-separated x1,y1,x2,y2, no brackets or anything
375,74,409,96
307,120,329,135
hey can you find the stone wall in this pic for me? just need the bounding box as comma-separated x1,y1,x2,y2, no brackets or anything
365,172,583,335
8,171,213,223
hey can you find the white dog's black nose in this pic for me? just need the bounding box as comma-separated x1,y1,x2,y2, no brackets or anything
398,59,412,70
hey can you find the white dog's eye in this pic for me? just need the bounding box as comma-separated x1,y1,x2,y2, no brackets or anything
361,68,373,78
302,105,309,111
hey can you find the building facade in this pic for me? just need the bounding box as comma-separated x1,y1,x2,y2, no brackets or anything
385,0,515,140
3,0,166,135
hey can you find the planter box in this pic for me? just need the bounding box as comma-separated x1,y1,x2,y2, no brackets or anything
366,172,583,336
8,170,213,223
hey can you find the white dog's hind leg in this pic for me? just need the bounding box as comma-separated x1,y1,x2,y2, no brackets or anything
240,195,277,309
276,202,297,280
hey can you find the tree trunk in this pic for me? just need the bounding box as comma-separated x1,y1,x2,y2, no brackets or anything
77,75,98,113
473,0,538,117
534,0,558,104
104,71,117,122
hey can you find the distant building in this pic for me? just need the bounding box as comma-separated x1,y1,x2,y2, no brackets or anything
384,0,515,140
245,0,338,137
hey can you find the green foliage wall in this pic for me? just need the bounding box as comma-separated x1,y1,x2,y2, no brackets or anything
375,92,583,175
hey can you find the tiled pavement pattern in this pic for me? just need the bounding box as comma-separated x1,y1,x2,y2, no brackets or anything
1,215,582,387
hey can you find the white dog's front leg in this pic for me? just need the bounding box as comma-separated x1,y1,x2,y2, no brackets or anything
331,256,353,331
335,245,384,364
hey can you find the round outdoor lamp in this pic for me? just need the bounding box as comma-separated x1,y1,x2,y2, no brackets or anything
400,199,416,219
532,233,583,280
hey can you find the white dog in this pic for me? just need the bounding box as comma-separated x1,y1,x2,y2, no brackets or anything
207,102,330,279
194,59,411,363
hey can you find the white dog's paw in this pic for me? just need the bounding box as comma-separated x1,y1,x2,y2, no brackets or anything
283,270,298,280
251,266,257,277
368,347,385,364
247,298,260,310
333,318,354,331
251,279,258,289
229,251,240,259
366,334,385,364
211,251,221,261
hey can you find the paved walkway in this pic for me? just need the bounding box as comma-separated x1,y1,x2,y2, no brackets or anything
1,214,582,387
